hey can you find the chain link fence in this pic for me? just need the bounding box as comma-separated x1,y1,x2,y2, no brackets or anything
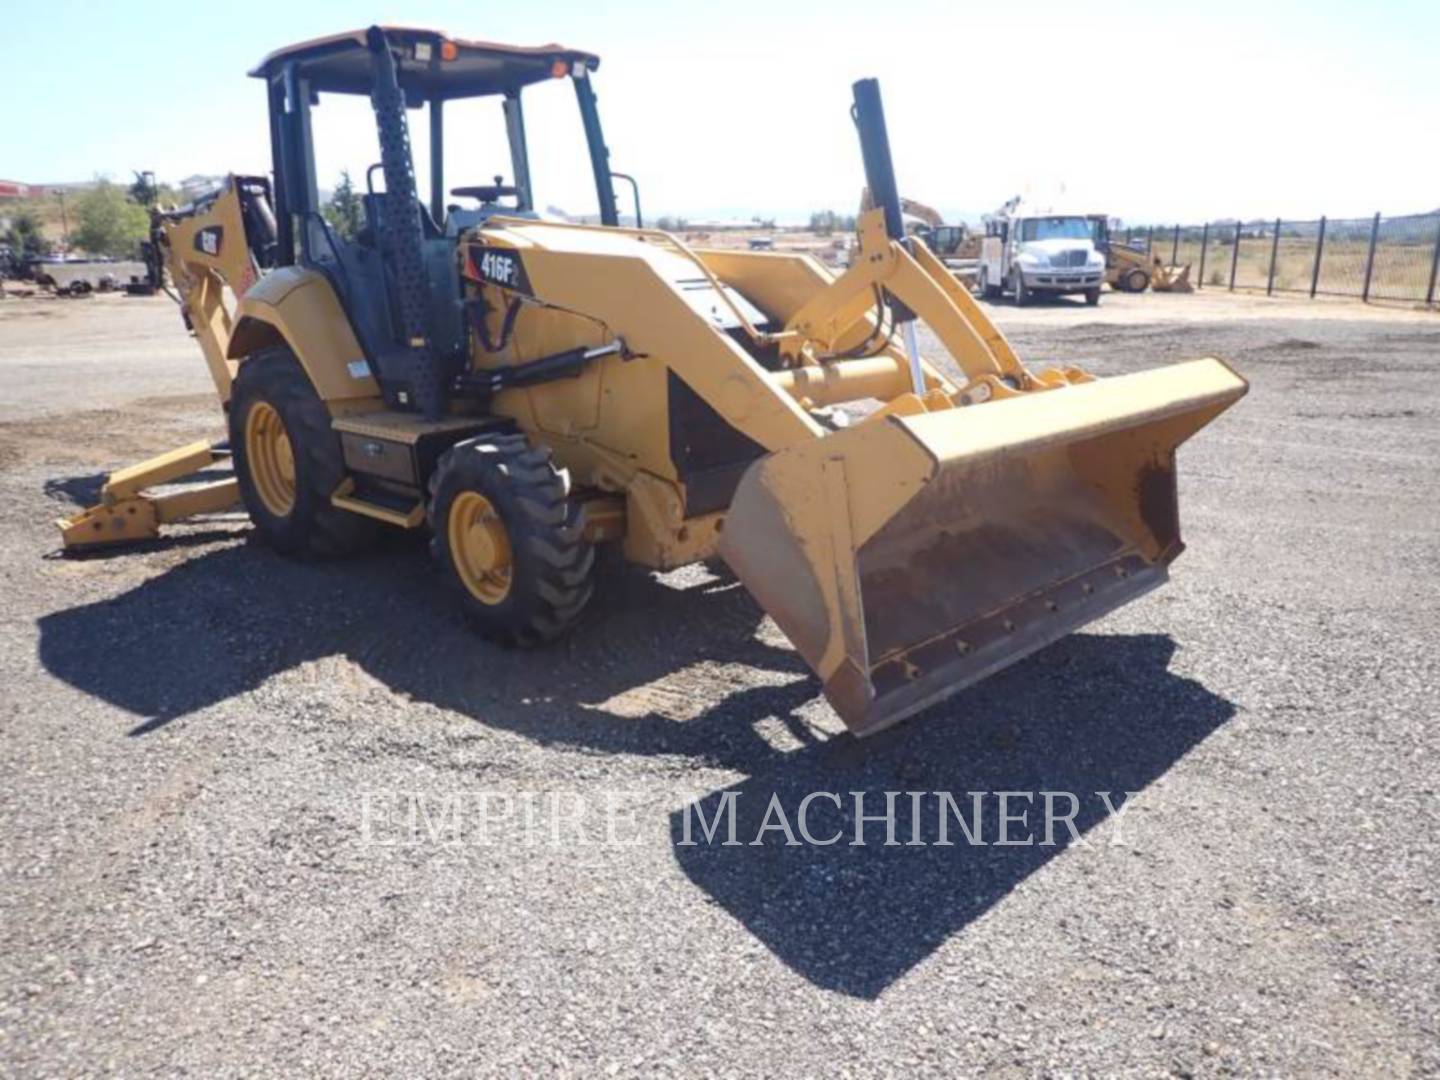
1117,212,1440,306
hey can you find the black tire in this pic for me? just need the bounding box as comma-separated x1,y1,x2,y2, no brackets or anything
1124,268,1150,293
428,433,595,646
1084,287,1102,307
1013,271,1030,307
980,268,1002,300
228,345,380,557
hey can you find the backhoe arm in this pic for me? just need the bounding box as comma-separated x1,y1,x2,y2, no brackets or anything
55,176,274,549
153,176,273,405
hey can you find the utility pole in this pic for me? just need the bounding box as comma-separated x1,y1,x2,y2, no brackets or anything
54,188,69,252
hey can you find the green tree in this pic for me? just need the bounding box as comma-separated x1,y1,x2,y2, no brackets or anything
3,209,45,258
808,209,854,235
71,180,148,257
323,170,362,239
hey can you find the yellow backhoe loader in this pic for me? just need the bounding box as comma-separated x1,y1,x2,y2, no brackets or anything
59,27,1244,735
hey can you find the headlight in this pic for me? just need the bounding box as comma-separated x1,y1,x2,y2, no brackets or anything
1016,252,1047,267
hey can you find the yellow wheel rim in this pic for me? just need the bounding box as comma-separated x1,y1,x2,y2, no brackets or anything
448,491,513,605
244,400,297,517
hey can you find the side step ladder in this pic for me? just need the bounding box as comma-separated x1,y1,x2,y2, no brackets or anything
330,478,426,528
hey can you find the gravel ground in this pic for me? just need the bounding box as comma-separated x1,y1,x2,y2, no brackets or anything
1,289,1437,1076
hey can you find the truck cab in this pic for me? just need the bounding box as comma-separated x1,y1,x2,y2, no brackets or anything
978,202,1105,306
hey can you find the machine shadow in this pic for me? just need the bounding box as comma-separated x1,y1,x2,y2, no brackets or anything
43,473,108,508
43,468,236,511
38,539,1235,994
36,540,812,758
668,632,1235,998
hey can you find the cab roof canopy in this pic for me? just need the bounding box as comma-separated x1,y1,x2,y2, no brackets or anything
249,26,600,100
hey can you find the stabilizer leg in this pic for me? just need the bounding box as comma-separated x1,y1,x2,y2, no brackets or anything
58,440,239,550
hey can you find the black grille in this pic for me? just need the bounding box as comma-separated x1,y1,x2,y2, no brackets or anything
1054,249,1088,268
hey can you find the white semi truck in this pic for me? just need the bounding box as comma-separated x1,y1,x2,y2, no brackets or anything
977,197,1105,306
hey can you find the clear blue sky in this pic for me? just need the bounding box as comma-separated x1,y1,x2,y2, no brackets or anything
5,0,1437,222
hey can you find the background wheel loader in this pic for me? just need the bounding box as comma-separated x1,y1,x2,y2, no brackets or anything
1091,216,1194,293
59,26,1245,736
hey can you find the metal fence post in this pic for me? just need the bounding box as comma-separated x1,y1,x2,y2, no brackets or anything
1146,225,1154,255
1310,216,1326,298
1198,222,1209,288
1361,211,1381,302
1171,225,1180,265
1427,214,1440,306
1266,217,1281,295
1229,221,1242,291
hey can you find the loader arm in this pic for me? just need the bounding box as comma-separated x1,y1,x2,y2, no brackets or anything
780,208,1074,405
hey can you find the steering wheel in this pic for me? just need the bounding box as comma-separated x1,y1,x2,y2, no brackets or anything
451,176,520,204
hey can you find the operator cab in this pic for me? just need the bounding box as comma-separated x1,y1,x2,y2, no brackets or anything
248,27,633,413
250,26,621,242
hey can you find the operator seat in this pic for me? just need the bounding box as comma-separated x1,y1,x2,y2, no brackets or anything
359,193,442,244
354,191,466,362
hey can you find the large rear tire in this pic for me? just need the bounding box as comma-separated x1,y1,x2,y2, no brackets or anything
428,433,595,646
229,345,380,557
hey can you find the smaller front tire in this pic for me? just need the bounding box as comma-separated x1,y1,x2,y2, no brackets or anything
429,433,595,646
1013,271,1030,307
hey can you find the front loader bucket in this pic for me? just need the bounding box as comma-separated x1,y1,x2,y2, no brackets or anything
1156,264,1194,293
719,358,1246,736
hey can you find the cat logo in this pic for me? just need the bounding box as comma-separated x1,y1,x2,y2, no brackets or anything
195,226,223,258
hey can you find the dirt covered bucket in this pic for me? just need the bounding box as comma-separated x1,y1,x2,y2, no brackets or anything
720,358,1247,735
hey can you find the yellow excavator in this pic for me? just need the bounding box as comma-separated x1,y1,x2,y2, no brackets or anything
859,190,973,261
59,27,1244,736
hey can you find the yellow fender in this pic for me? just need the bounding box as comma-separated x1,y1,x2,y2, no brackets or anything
227,266,381,405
